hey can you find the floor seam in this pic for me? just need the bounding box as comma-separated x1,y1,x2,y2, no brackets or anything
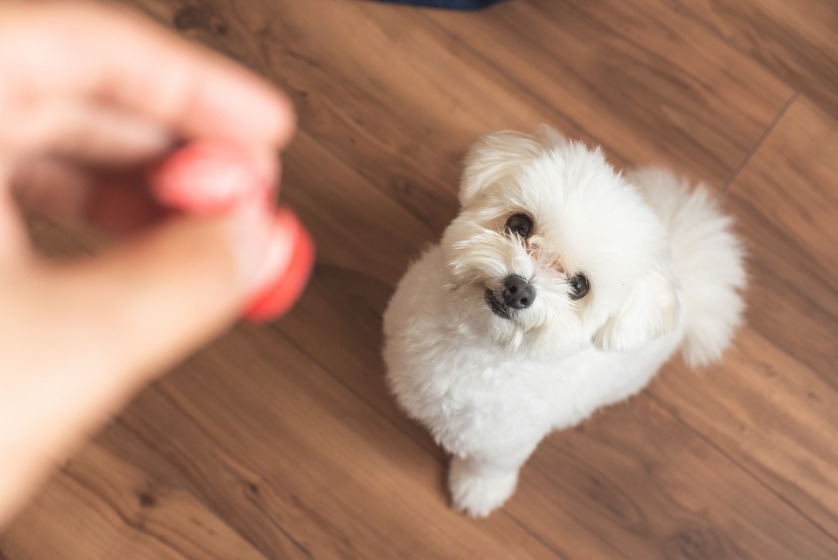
719,91,799,196
646,391,838,546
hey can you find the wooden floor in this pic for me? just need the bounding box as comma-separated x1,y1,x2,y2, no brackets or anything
3,0,837,558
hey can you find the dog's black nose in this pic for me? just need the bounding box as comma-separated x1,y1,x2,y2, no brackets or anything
502,275,535,309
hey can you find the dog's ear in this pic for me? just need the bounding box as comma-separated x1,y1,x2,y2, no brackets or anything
459,131,544,207
593,265,681,353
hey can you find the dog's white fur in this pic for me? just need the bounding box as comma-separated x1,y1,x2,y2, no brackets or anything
383,127,746,517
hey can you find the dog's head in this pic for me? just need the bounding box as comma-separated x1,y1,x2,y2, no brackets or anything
441,127,680,357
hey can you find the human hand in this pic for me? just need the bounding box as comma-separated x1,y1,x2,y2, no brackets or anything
0,1,296,527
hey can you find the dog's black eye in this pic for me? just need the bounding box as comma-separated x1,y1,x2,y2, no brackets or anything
568,273,589,300
505,213,533,239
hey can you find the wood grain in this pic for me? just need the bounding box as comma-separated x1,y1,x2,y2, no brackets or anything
420,0,793,185
648,96,838,537
3,0,837,558
674,0,838,115
513,396,837,560
3,442,267,560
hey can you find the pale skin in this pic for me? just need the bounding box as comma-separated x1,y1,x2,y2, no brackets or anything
0,2,296,527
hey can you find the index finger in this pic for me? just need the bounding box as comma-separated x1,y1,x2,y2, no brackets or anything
0,1,296,151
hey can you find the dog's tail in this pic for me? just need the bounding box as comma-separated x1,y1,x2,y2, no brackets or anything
627,167,747,367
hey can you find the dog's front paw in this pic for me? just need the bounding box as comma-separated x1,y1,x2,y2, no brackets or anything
448,457,518,518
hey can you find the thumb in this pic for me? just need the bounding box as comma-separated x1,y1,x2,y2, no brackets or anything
50,208,271,387
0,211,271,527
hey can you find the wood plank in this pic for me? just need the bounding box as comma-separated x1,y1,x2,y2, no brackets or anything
511,395,838,559
419,0,793,185
1,442,267,560
132,0,556,234
674,0,838,115
5,325,561,559
648,96,838,537
97,327,562,560
130,0,792,216
272,131,450,458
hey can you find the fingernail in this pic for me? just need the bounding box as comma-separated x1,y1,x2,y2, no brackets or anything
246,207,297,297
244,208,315,322
225,196,274,291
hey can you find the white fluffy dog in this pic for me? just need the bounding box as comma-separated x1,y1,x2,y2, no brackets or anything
382,127,746,517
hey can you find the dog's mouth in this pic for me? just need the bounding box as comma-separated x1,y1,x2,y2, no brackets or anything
484,288,513,320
